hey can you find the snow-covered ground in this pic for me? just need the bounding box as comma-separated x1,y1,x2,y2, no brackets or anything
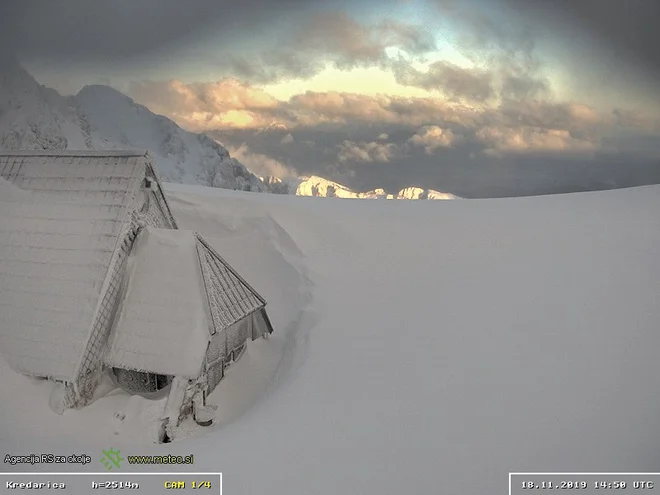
2,184,660,494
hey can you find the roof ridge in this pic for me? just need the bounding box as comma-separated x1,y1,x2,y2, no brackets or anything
0,150,149,157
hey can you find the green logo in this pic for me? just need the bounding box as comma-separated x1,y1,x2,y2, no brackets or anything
100,448,124,471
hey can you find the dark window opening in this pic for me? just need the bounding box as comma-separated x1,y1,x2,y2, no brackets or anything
112,368,172,394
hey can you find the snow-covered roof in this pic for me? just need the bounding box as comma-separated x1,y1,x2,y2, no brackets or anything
105,228,267,378
0,150,150,157
0,151,162,381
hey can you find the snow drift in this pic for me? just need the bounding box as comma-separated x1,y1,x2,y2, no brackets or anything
2,183,660,495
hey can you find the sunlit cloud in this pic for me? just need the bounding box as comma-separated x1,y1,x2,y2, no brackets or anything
476,126,597,157
337,140,399,163
227,143,297,178
407,125,460,153
127,78,283,131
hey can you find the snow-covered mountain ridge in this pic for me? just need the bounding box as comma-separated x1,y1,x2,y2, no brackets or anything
262,175,462,199
0,59,266,192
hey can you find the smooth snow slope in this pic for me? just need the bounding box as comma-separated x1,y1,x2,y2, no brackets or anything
2,185,660,495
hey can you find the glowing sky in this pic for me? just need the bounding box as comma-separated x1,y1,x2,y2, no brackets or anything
12,0,657,111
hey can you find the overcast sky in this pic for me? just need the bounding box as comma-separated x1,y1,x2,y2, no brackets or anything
2,0,660,196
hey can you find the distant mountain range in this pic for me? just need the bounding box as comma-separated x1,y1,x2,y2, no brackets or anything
0,59,459,200
263,175,460,199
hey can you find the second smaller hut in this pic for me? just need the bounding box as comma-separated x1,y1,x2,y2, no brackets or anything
104,227,274,434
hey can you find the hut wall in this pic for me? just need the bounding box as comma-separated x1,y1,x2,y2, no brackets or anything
227,318,250,357
177,380,199,425
204,328,227,395
251,309,273,339
140,188,176,228
200,313,266,398
143,163,177,229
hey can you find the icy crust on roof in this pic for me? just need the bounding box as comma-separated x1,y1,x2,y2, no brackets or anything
0,155,145,381
0,176,28,197
105,228,210,378
0,203,115,381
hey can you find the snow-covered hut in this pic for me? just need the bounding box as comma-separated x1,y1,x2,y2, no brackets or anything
0,150,273,433
106,227,274,433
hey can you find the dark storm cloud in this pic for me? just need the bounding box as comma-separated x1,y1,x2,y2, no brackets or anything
212,12,437,83
505,0,660,77
393,60,495,101
0,0,437,85
421,0,549,102
500,74,548,101
0,0,313,62
301,14,437,67
436,0,660,79
220,51,324,85
429,0,660,109
612,108,657,130
496,100,603,131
